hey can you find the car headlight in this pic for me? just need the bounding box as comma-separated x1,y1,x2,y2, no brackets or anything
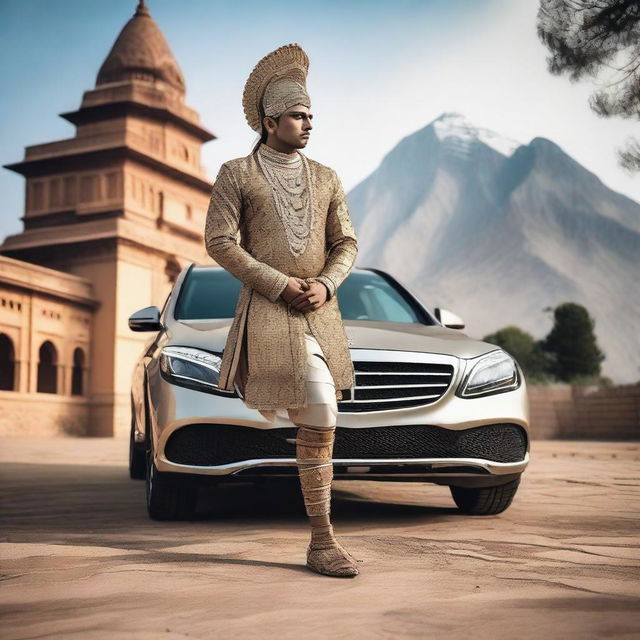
159,346,235,395
456,349,520,398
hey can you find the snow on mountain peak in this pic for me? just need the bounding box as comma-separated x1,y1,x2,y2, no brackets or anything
432,112,522,157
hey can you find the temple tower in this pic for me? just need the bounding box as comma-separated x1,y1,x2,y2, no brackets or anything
1,0,215,436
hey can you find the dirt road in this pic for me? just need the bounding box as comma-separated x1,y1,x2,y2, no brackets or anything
1,438,638,639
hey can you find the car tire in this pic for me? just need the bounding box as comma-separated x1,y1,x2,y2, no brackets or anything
449,477,521,515
129,399,147,480
145,446,198,521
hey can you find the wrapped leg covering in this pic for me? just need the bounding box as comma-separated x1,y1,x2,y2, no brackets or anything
295,424,359,577
295,425,335,517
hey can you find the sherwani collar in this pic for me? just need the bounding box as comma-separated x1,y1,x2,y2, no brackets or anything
258,142,302,165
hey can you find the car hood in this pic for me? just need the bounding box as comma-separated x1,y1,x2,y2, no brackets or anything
166,318,498,360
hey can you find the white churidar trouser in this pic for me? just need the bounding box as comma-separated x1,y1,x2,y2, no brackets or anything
259,332,338,429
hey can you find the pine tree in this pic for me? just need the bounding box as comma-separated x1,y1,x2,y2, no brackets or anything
537,0,640,171
539,302,606,381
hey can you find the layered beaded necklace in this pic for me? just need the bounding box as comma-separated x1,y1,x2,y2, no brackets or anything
256,142,314,257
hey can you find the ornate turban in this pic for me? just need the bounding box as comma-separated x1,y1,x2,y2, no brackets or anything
242,43,311,133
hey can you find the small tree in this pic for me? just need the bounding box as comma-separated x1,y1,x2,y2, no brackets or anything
483,326,553,382
539,302,606,382
537,0,640,171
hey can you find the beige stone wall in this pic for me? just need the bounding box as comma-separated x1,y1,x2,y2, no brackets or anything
0,256,95,436
0,393,91,437
528,382,640,440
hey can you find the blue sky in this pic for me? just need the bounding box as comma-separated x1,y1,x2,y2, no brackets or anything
1,0,637,241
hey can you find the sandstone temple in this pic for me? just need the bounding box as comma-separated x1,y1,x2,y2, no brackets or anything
0,1,215,437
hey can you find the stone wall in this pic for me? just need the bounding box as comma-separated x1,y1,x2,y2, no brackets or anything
0,392,92,437
528,382,640,440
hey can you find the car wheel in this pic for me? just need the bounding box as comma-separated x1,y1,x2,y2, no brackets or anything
449,477,521,515
129,398,147,480
145,446,198,521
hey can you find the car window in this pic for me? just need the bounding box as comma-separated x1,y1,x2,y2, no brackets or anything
338,271,422,322
176,268,425,323
175,268,242,319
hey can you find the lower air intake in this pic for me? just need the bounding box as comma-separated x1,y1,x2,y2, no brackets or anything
164,423,527,466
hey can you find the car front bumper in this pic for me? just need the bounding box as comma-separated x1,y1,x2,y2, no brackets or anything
144,354,530,485
155,453,529,487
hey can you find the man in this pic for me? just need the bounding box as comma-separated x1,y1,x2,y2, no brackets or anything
204,43,360,577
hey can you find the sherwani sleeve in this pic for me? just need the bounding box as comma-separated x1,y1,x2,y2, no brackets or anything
204,162,290,303
309,169,358,300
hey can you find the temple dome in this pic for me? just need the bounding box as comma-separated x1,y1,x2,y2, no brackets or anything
96,0,185,94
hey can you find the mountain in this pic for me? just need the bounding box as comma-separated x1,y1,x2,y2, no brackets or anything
347,112,640,384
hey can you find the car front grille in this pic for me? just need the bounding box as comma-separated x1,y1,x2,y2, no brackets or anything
338,360,455,412
163,423,527,467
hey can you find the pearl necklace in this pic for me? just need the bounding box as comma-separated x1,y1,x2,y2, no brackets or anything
256,143,314,257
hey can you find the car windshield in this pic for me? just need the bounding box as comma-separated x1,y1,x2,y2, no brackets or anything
175,268,429,323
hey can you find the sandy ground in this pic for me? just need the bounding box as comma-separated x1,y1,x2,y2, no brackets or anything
0,437,639,640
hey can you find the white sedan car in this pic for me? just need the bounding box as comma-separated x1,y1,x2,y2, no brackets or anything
129,264,529,520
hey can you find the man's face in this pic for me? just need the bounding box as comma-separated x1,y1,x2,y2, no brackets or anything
265,104,313,150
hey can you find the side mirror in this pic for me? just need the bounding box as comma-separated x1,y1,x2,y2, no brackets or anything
129,306,162,332
434,307,465,330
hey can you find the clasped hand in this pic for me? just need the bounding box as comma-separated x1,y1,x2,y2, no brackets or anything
280,276,328,311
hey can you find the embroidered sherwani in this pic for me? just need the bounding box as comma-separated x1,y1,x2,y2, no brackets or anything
204,143,358,411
